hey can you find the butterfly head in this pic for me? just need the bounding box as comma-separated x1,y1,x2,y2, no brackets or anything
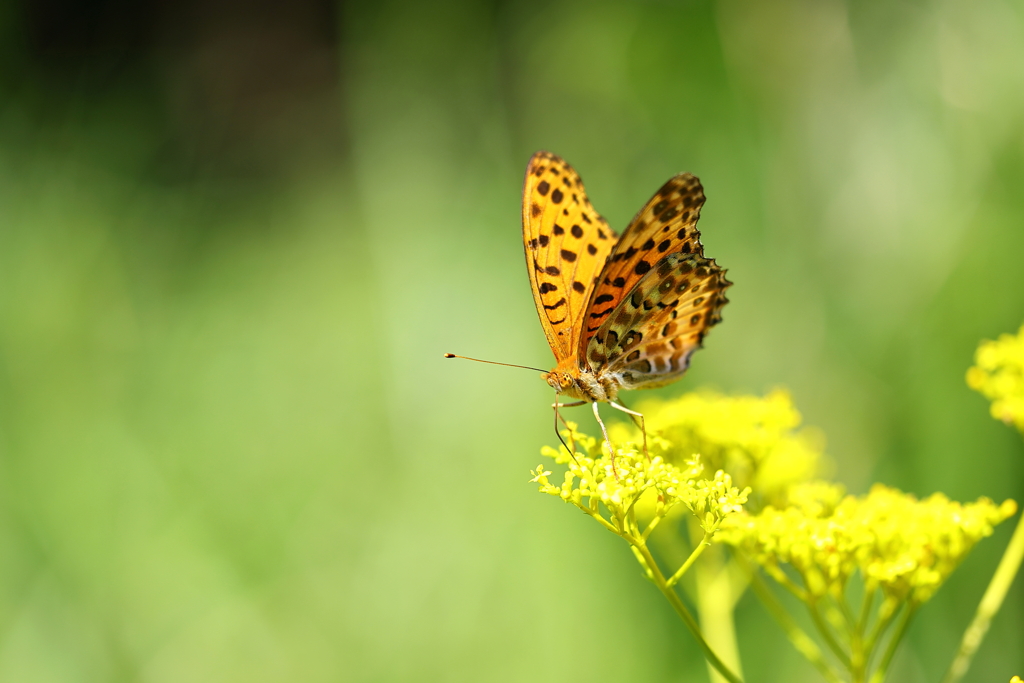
543,369,577,395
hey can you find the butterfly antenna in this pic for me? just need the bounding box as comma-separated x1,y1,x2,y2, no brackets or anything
443,353,547,373
446,350,577,462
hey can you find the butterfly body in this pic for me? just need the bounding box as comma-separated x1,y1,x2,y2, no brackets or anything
542,360,616,403
524,152,730,414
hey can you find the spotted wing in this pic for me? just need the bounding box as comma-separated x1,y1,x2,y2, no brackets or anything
523,151,617,362
580,173,707,350
585,253,731,390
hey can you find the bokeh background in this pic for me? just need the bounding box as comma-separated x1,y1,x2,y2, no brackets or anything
1,0,1022,680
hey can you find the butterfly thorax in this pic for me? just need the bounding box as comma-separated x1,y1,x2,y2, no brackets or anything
543,358,619,403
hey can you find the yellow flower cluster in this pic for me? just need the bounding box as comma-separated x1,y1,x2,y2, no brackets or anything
967,323,1024,432
721,483,1017,604
531,423,749,537
610,390,826,506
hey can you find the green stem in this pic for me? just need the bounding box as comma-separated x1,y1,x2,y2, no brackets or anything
667,530,712,587
577,505,619,535
827,582,867,683
868,604,915,683
746,569,844,683
941,508,1024,683
857,586,877,637
631,541,745,683
642,513,663,541
695,546,745,683
763,564,809,601
862,597,899,668
808,600,852,669
626,504,640,539
848,615,866,681
835,582,859,632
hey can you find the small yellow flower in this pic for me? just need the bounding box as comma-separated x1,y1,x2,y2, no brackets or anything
967,323,1024,432
529,466,552,485
721,483,1017,604
534,423,749,540
611,390,827,506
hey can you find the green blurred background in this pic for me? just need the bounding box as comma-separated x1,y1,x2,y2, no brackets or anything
1,0,1022,680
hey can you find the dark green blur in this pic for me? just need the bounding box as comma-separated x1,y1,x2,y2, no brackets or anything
0,0,1021,680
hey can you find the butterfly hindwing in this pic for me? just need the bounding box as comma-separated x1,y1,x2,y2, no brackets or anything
579,173,706,352
586,253,730,389
523,151,617,362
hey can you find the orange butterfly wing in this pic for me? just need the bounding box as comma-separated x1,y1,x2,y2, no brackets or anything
579,171,730,388
579,173,707,350
523,152,617,363
585,253,731,388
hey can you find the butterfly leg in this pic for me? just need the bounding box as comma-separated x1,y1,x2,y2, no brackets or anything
552,399,586,462
608,400,648,461
591,402,620,480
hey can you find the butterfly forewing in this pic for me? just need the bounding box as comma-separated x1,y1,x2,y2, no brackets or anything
579,173,706,352
523,151,617,362
586,253,731,389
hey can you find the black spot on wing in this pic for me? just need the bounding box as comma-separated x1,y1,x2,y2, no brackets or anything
543,298,567,310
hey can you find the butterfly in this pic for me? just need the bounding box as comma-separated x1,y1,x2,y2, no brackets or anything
523,151,731,462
